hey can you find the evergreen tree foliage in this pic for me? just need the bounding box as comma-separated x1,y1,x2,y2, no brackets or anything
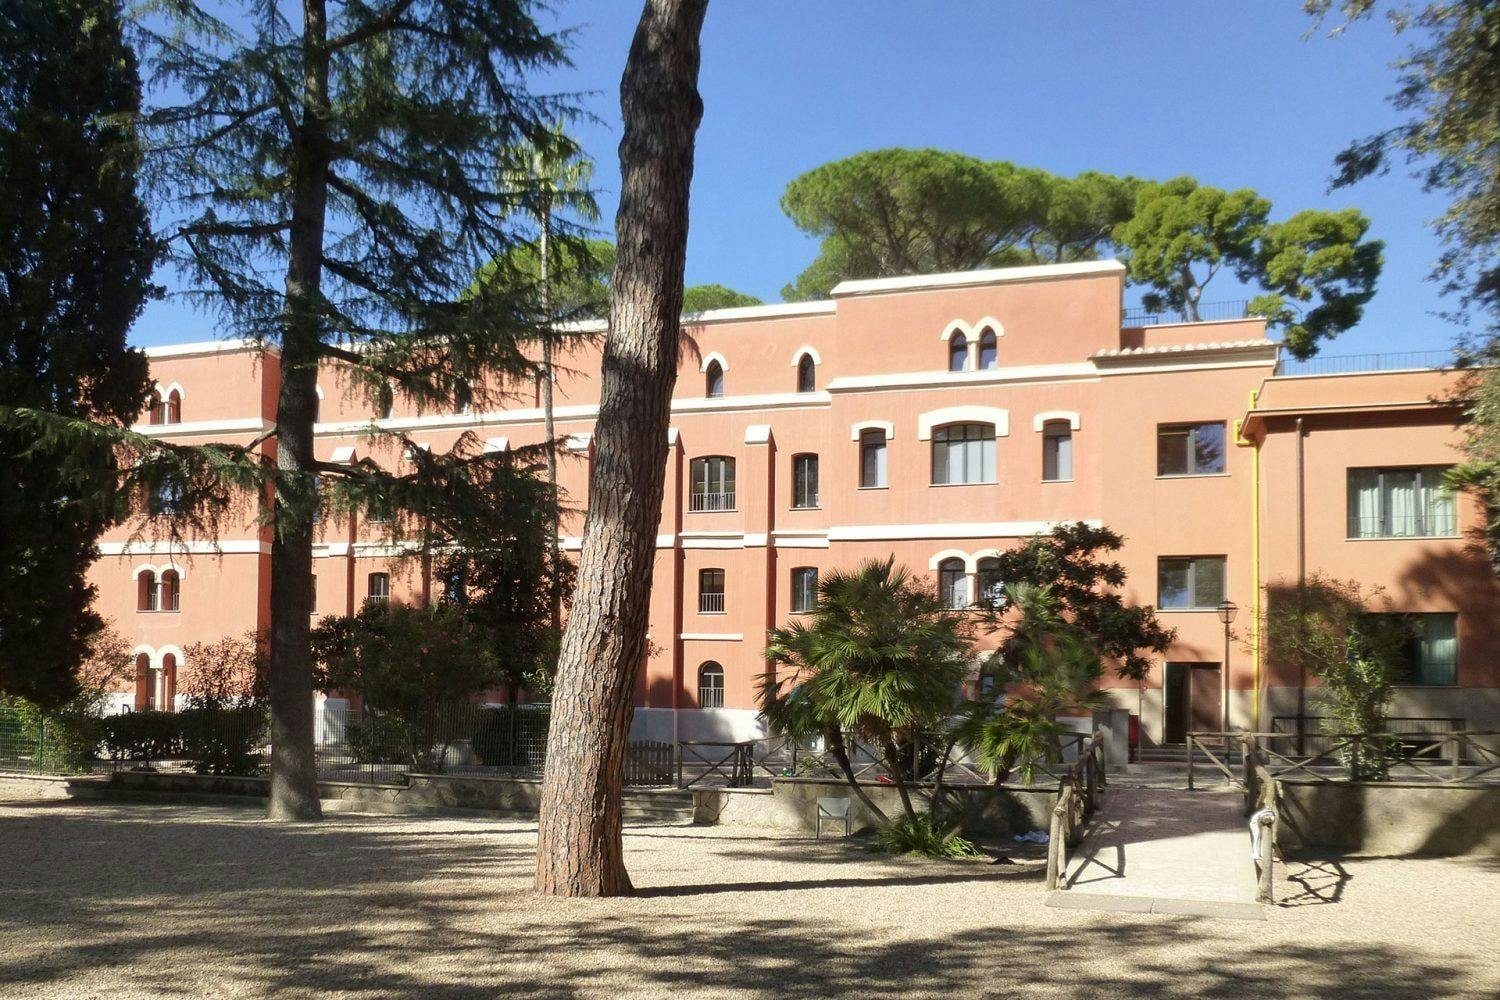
0,0,158,707
681,283,761,312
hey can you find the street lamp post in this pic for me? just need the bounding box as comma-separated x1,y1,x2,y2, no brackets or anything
1216,599,1238,734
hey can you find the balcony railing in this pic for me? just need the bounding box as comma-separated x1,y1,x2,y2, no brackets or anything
698,592,725,614
1121,299,1250,326
1348,512,1458,540
690,490,735,512
1276,350,1457,377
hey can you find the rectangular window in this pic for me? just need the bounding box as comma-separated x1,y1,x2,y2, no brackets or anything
367,572,390,606
859,429,888,488
689,456,735,512
698,568,726,614
1042,423,1073,482
931,423,996,485
1158,557,1226,610
1157,423,1226,476
1366,612,1459,686
309,574,318,616
1347,466,1457,539
792,454,819,509
791,567,819,613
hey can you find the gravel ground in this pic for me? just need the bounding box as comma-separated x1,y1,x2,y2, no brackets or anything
0,800,1496,999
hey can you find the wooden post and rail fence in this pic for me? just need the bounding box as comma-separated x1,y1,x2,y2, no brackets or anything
1044,728,1107,891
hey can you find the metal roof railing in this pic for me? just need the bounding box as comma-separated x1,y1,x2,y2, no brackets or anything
1274,350,1457,377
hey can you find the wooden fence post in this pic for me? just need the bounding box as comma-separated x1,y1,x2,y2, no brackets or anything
1187,736,1195,791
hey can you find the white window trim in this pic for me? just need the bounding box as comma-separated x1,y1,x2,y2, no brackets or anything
928,548,970,571
699,351,729,374
918,406,1010,440
162,381,186,401
790,345,822,367
850,419,895,442
1033,410,1082,432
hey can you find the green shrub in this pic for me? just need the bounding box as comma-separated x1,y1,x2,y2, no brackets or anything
873,814,985,861
470,706,549,767
0,701,101,775
346,712,410,766
178,704,268,775
99,711,182,763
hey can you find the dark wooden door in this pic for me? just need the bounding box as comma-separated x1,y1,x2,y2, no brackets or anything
1189,664,1223,734
1163,663,1190,744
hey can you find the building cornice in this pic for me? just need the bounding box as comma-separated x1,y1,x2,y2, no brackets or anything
142,339,271,360
830,260,1125,299
131,418,274,438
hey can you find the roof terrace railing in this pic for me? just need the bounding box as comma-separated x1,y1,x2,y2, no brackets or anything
1275,350,1457,377
1121,299,1250,326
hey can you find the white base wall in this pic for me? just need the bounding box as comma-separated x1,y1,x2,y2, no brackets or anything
630,707,766,744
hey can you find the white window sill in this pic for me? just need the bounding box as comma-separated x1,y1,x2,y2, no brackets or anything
856,484,888,491
929,481,999,488
688,508,739,514
791,505,821,512
697,610,727,616
1156,473,1231,480
1042,478,1075,484
1157,607,1228,614
1345,535,1460,542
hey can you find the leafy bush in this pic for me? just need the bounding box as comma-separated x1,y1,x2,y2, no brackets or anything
178,704,268,775
471,706,550,767
0,701,100,775
100,711,182,763
346,711,413,766
873,814,985,860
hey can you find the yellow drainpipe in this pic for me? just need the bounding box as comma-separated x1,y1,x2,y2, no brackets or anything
1234,388,1264,731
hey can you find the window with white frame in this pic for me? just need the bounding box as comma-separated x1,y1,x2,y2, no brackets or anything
791,567,819,613
859,428,888,488
948,333,969,372
367,572,390,606
931,423,996,485
1042,420,1073,481
689,456,735,511
792,454,819,509
159,569,181,612
796,354,816,393
698,662,725,709
138,570,158,612
705,359,725,398
1157,556,1225,610
978,328,998,370
976,557,1005,608
938,557,968,610
1157,422,1226,476
1347,466,1456,539
1378,612,1458,686
698,568,726,614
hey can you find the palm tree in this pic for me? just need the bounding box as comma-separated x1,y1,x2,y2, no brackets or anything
955,583,1107,784
500,125,599,642
761,558,973,824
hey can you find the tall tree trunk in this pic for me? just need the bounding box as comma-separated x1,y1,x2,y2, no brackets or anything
827,728,888,824
534,0,706,898
539,207,563,644
266,0,332,822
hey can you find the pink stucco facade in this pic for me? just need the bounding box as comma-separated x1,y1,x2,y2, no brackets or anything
96,260,1500,742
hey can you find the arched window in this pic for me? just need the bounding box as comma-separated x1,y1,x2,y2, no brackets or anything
698,662,725,709
978,329,998,370
698,568,725,614
162,389,182,423
137,570,158,612
1042,420,1073,482
367,572,390,606
689,456,735,511
454,377,473,414
134,653,153,710
931,423,996,485
938,557,968,610
857,428,888,489
705,359,725,399
377,383,395,420
976,557,1004,608
160,653,178,712
948,333,969,372
147,389,164,425
796,354,816,393
792,454,819,509
159,569,181,612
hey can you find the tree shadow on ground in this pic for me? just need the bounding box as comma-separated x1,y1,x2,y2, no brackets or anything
0,801,1490,999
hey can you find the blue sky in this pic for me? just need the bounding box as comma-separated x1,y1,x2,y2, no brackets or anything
130,1,1456,356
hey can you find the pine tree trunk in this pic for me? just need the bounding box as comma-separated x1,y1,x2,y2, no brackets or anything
534,0,706,898
266,0,332,822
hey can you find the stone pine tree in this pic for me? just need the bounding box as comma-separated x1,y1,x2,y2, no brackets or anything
126,0,570,820
534,0,707,898
0,0,158,707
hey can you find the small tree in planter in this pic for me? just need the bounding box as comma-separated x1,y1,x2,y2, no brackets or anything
954,583,1108,785
761,558,976,854
1264,575,1410,779
313,602,499,773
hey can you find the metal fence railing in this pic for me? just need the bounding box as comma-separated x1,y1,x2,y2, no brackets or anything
1122,299,1250,326
1275,350,1456,377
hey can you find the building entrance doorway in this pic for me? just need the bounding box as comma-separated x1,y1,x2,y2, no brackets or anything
1163,662,1221,743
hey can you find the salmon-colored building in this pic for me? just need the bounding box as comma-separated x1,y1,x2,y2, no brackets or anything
94,260,1500,745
